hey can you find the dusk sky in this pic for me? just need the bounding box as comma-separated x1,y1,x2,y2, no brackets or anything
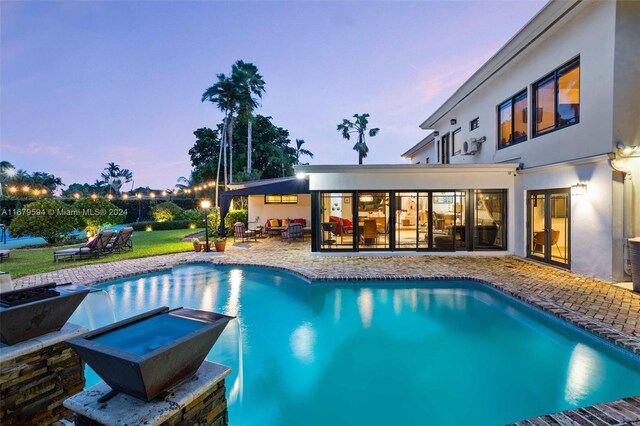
1,0,546,190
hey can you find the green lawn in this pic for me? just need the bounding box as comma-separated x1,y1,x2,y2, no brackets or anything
0,229,203,278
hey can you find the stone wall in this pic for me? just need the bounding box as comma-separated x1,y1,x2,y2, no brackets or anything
0,341,85,425
73,379,228,426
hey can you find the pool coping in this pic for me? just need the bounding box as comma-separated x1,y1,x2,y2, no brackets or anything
12,253,640,425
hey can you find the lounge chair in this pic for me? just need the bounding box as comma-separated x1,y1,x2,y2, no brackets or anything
233,222,256,242
281,223,304,242
53,230,114,263
360,219,378,246
106,227,134,253
0,249,10,263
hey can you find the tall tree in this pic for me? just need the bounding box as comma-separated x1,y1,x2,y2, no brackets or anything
100,162,133,194
202,73,243,204
293,139,314,165
337,113,380,165
233,61,266,174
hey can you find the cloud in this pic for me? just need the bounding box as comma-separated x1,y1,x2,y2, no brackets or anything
1,140,65,157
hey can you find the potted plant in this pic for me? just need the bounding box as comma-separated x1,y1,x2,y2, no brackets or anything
193,238,202,252
213,237,226,252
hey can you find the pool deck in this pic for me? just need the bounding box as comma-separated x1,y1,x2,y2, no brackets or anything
11,239,640,425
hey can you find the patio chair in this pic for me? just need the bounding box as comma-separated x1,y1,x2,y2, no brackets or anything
106,227,134,253
53,230,114,263
281,222,304,242
233,222,256,242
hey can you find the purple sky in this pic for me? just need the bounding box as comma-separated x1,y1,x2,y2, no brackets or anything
1,0,546,190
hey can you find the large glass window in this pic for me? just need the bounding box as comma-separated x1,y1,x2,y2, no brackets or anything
320,193,354,250
357,192,389,250
431,191,466,250
473,190,507,250
534,58,580,136
498,90,527,148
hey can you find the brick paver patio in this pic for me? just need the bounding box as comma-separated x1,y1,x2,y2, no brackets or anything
11,238,640,425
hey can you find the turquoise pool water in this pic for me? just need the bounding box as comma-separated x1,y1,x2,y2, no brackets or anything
69,264,640,425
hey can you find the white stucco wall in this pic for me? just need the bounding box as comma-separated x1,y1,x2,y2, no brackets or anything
247,194,311,227
516,158,617,281
405,141,435,165
426,1,617,169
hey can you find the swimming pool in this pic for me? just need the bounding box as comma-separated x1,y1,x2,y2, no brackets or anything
69,264,640,425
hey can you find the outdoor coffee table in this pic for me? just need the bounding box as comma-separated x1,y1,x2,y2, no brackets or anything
250,226,265,238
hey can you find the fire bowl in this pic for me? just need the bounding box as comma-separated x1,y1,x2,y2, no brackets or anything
66,307,234,402
0,283,91,345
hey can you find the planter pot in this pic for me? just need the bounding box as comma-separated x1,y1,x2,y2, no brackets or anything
66,307,234,401
214,241,226,252
194,243,202,252
629,238,640,293
0,283,91,345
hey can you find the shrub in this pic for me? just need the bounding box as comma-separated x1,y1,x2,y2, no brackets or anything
206,208,222,237
73,198,127,235
225,209,248,230
129,220,197,231
179,208,203,223
8,199,82,244
152,201,183,222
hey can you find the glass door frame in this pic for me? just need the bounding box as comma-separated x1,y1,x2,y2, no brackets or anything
526,188,571,269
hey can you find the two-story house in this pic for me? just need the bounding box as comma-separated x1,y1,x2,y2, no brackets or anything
296,0,639,283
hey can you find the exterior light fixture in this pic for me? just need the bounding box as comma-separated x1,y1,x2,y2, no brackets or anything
571,183,587,196
91,193,98,200
433,131,439,137
41,189,47,195
450,119,457,125
136,193,142,199
296,172,306,179
8,187,17,193
122,194,129,200
200,200,212,252
161,190,167,196
616,142,639,157
74,193,80,199
22,185,30,192
107,194,114,200
149,192,155,199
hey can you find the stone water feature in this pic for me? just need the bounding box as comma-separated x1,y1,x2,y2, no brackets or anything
0,283,91,425
64,306,235,425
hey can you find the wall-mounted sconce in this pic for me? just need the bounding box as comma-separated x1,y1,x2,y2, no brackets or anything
450,119,457,125
616,142,639,157
571,183,587,196
433,131,439,137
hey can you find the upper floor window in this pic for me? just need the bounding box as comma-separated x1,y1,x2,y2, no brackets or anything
498,90,527,148
265,194,298,204
470,117,479,131
533,58,580,137
452,128,461,155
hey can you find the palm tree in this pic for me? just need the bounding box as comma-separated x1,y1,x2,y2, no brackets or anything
233,61,266,174
202,73,242,203
174,176,192,191
337,113,380,165
293,139,314,165
100,163,133,194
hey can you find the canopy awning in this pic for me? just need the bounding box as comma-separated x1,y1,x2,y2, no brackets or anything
219,177,309,236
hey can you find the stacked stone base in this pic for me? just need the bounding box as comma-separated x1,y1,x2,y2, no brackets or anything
65,361,231,426
73,380,228,426
0,337,85,425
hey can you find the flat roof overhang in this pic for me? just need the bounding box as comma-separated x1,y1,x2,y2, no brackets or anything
295,163,519,192
295,163,519,175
